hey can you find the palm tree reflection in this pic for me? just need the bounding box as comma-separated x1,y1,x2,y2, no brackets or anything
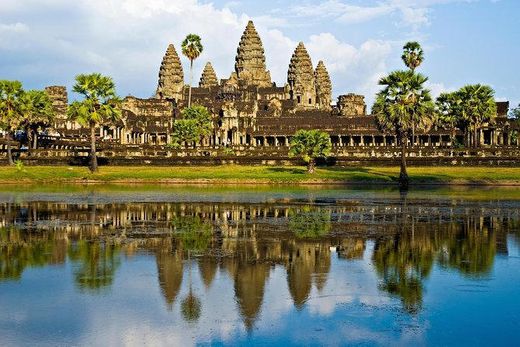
68,240,121,293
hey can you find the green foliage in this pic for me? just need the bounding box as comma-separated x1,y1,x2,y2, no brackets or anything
20,90,54,127
172,216,213,253
373,231,434,314
14,160,24,172
457,84,496,129
222,147,235,155
436,92,461,129
510,104,520,121
181,290,201,322
68,240,121,293
20,90,55,148
181,34,203,62
436,84,496,147
67,73,122,127
171,105,212,147
372,70,435,137
0,80,24,132
289,129,331,173
288,207,331,239
401,41,424,71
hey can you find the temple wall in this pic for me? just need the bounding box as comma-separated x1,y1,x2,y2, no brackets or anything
4,147,520,167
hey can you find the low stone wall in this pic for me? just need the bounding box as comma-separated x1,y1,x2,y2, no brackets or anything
1,146,519,167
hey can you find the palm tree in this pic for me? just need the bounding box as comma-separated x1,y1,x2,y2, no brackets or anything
401,42,425,147
372,70,435,188
181,34,203,108
436,92,462,146
0,80,24,165
401,41,424,72
289,129,331,173
20,90,55,150
67,73,122,172
456,84,496,148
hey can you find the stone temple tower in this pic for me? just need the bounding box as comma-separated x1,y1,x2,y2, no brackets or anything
234,20,272,87
156,44,184,102
199,62,219,88
287,42,317,109
315,61,332,110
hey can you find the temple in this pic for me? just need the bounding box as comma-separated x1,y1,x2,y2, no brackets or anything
3,20,519,164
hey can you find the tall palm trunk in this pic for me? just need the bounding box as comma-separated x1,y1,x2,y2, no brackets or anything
89,122,98,172
6,133,14,165
307,158,316,174
188,60,193,108
399,136,409,189
473,127,478,148
32,128,38,149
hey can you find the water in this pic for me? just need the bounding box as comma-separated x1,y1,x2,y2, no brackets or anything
1,185,519,346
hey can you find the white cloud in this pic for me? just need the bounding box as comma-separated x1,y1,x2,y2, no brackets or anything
306,33,394,103
0,0,397,106
0,22,29,33
427,82,457,98
290,0,475,29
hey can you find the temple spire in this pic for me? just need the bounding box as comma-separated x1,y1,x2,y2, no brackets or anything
287,42,316,109
199,62,219,88
315,60,332,110
156,44,184,102
234,20,272,87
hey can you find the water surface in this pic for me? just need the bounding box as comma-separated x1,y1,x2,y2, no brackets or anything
1,186,519,346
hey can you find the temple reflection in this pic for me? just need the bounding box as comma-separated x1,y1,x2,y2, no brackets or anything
1,198,519,322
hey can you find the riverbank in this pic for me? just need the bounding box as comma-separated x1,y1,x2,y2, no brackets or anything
1,165,520,186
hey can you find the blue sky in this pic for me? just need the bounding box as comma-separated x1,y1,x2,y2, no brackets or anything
0,0,518,108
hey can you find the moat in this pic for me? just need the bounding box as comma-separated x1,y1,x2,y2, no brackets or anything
1,186,519,346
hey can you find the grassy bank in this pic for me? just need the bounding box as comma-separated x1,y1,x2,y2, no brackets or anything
1,165,520,185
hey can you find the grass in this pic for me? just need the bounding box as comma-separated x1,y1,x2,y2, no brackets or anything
1,165,520,186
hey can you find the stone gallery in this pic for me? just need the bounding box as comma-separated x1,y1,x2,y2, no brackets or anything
17,21,520,164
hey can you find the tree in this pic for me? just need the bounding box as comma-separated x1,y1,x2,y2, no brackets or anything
401,42,425,147
68,240,121,293
67,73,122,172
289,129,331,174
456,84,496,148
0,80,24,165
20,90,54,150
181,34,203,108
510,104,520,121
288,207,331,239
171,105,212,147
372,70,435,188
436,92,462,146
401,41,424,72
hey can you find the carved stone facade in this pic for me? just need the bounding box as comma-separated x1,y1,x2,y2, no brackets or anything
28,20,517,155
288,42,316,109
44,86,68,129
156,44,185,103
199,62,218,88
338,94,366,117
315,61,332,110
234,21,272,88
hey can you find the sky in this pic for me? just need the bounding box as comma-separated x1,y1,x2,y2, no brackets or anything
0,0,518,109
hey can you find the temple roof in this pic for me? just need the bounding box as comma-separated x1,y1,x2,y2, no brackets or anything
199,62,219,88
315,60,332,109
287,42,315,91
234,20,272,87
156,44,184,100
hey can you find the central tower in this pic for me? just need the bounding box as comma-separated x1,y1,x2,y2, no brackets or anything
234,21,272,88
